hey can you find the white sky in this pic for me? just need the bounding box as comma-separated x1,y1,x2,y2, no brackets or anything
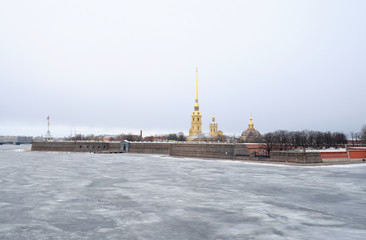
1,0,365,137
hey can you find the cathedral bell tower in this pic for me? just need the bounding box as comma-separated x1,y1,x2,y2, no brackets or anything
209,115,218,136
189,67,202,136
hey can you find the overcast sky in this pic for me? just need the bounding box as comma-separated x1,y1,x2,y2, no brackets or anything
1,0,365,137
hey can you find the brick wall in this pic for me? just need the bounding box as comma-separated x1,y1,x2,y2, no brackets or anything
129,142,171,154
270,151,324,164
170,143,236,159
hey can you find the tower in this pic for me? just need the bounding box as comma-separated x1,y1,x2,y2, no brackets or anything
209,115,218,136
44,115,53,141
189,67,202,136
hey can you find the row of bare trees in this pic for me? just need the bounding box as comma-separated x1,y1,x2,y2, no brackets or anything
166,132,187,141
69,134,143,142
263,130,348,154
362,125,366,144
66,125,366,147
349,132,362,146
348,125,366,146
68,133,188,142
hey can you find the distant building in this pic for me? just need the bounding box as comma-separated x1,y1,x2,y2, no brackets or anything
244,143,266,155
187,68,224,142
0,136,15,144
188,67,202,137
16,136,33,144
240,117,261,142
209,116,218,136
44,116,53,141
185,68,264,143
347,139,363,146
0,136,32,145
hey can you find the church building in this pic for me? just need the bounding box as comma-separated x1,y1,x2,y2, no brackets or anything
185,67,263,143
209,115,218,136
187,68,224,142
240,116,261,142
188,67,202,137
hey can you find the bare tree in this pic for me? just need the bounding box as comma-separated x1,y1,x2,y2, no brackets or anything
332,132,347,147
349,132,356,146
262,129,348,151
355,132,361,146
167,133,178,141
126,134,142,141
362,125,366,144
177,132,186,141
263,133,275,155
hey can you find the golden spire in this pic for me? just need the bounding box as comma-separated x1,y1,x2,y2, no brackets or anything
189,67,202,137
248,116,254,130
195,66,198,102
194,67,199,110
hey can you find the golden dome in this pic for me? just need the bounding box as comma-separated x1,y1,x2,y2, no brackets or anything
240,116,261,142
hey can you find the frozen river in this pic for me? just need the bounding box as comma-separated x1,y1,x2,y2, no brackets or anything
0,144,366,240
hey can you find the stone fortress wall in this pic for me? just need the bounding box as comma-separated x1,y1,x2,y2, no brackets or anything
269,151,323,164
31,141,249,159
129,142,250,159
170,143,248,159
31,141,365,164
31,141,122,153
129,142,171,154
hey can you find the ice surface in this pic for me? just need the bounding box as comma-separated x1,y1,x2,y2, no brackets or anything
0,145,366,239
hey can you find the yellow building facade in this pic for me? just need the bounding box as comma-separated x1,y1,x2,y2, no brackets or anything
189,67,202,136
187,68,225,142
209,116,218,136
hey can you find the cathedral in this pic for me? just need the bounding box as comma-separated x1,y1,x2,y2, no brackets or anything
188,67,202,137
239,117,261,142
187,68,224,142
186,67,261,143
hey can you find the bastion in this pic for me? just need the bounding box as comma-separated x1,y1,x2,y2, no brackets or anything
31,141,366,164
